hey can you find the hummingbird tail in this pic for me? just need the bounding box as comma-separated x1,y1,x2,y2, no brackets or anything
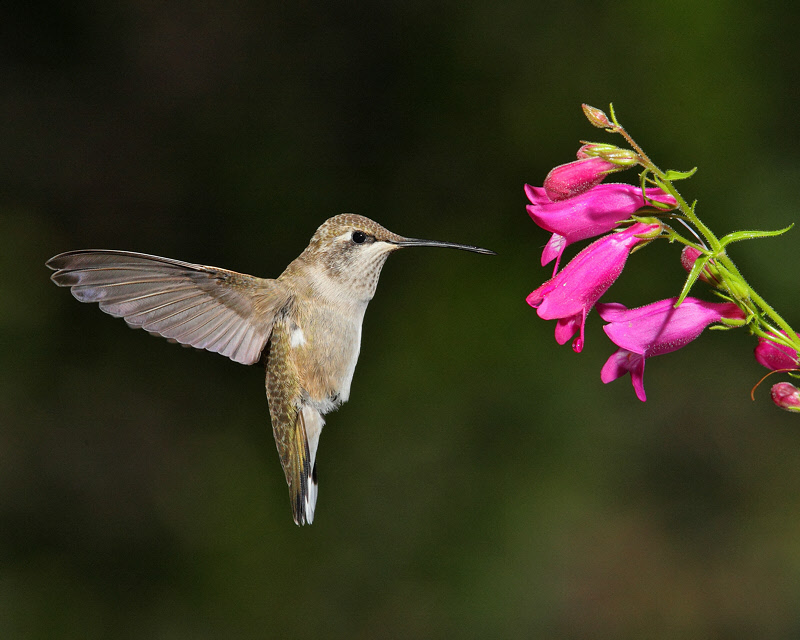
289,458,318,526
287,408,323,526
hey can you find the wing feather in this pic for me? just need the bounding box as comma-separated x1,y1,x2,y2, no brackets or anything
199,314,241,353
47,249,289,365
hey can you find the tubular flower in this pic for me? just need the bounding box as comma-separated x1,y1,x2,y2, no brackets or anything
525,184,676,272
597,298,746,401
527,221,661,353
771,382,800,413
754,332,800,370
543,157,621,201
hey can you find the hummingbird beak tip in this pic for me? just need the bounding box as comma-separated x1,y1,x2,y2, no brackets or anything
392,238,496,255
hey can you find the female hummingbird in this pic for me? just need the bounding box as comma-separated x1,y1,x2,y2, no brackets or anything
47,214,494,525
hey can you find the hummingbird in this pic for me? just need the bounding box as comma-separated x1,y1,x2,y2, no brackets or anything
47,214,494,525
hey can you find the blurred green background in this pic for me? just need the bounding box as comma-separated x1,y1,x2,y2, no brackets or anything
3,1,800,638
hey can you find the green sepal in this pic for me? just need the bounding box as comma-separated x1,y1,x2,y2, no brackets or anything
711,290,738,305
608,103,619,126
649,174,665,192
718,224,794,248
713,316,747,329
648,175,681,210
663,167,698,181
629,215,660,228
647,195,676,210
675,255,710,306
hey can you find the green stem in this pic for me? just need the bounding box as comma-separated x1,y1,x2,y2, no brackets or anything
613,122,800,356
616,125,721,250
748,287,800,350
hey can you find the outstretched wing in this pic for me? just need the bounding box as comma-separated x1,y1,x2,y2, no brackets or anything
47,250,289,365
265,317,320,525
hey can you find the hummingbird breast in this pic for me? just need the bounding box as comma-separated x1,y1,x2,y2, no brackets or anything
286,295,367,415
276,252,388,416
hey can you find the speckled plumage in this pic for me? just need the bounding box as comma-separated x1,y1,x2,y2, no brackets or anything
47,214,493,525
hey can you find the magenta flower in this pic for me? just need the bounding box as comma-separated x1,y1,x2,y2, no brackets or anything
543,157,620,201
525,184,676,272
597,297,746,401
527,221,661,353
754,332,800,370
771,382,800,413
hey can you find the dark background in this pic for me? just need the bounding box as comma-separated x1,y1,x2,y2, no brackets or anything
3,1,800,638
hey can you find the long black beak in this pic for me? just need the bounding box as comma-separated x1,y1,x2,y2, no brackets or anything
392,237,496,255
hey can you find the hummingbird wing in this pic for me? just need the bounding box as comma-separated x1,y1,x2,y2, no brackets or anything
265,317,320,525
47,250,288,365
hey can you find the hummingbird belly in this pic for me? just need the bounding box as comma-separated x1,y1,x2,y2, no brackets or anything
289,303,365,415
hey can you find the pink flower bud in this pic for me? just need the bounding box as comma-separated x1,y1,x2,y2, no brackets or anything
581,104,612,128
754,333,800,370
576,143,609,159
543,157,621,201
771,382,800,413
680,246,720,285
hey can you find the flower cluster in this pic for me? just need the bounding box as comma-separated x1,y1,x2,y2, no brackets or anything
525,104,799,411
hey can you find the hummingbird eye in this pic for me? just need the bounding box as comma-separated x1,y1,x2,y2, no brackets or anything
351,231,367,244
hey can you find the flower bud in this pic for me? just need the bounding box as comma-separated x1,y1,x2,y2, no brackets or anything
577,143,615,159
543,157,622,201
770,382,800,413
754,333,800,370
577,144,640,167
681,247,750,300
680,246,721,285
581,104,612,128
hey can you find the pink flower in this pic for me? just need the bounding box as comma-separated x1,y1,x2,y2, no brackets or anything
527,222,661,353
597,297,745,401
525,184,676,272
754,332,800,370
771,382,800,413
543,157,620,201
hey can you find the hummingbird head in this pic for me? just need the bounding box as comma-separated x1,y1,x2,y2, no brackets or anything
298,213,494,302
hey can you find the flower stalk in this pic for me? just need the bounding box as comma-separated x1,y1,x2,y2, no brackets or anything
592,104,800,357
524,104,799,409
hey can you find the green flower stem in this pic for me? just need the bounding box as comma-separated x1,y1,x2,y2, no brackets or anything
751,322,796,349
610,116,800,357
613,120,722,250
747,287,800,349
